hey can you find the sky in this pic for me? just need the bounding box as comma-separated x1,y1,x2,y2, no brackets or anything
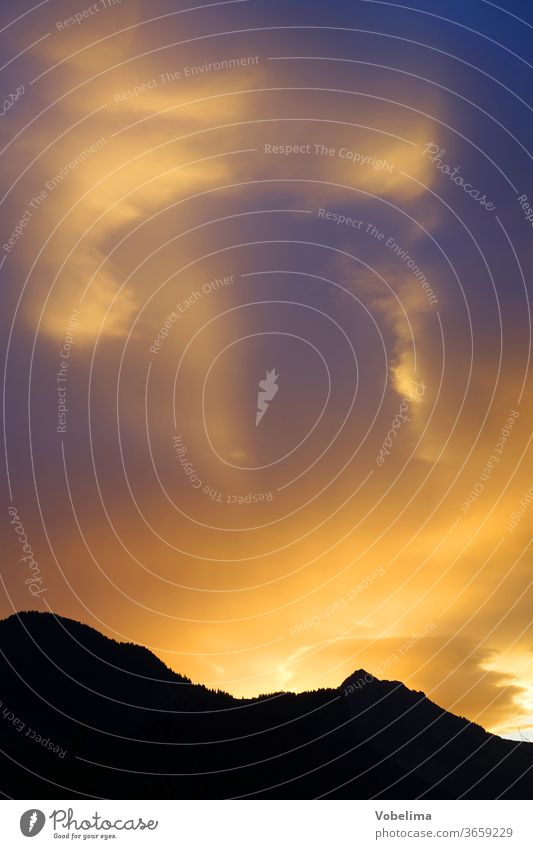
0,0,531,740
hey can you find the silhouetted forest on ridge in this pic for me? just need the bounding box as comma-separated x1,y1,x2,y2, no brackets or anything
0,612,530,799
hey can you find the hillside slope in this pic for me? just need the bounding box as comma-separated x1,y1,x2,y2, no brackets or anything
0,612,530,799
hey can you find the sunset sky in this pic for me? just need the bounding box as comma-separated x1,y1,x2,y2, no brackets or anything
1,0,531,740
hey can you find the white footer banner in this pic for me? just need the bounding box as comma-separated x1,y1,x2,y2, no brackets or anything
0,800,531,848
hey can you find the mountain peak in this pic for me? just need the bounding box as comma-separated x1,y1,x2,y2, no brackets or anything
0,611,530,799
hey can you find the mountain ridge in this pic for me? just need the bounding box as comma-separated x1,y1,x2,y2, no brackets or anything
0,611,530,799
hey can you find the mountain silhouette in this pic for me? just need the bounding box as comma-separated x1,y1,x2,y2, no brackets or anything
0,611,530,799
